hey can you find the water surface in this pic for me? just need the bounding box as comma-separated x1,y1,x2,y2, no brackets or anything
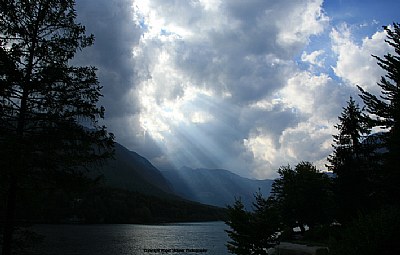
27,221,229,255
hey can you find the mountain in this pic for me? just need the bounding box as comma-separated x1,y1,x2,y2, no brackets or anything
15,143,227,224
83,143,228,223
90,142,175,198
162,167,274,209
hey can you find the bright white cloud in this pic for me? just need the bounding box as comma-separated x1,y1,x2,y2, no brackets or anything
331,24,391,94
244,132,278,178
198,0,222,11
277,0,329,48
243,116,335,179
243,70,344,178
301,50,325,67
280,71,332,114
279,118,335,169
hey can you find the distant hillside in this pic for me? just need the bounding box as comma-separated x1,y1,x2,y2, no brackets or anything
14,143,227,224
90,142,175,198
162,167,274,209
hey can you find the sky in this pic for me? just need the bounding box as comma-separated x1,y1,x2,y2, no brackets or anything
74,0,400,179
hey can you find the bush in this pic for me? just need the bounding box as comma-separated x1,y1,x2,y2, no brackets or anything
330,206,400,255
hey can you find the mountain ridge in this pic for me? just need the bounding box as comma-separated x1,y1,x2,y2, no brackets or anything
89,142,176,198
162,166,274,209
92,142,273,210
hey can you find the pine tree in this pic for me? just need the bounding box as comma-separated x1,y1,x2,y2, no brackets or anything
357,23,400,205
250,191,281,254
0,1,114,254
225,195,280,255
327,96,370,174
225,199,253,255
327,97,373,221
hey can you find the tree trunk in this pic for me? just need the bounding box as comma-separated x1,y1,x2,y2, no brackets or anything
2,174,18,255
2,38,32,253
1,13,37,252
299,224,305,235
2,87,28,255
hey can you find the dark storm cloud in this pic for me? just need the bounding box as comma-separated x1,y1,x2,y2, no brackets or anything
74,0,141,117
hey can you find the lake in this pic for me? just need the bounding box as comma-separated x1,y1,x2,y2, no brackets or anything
24,221,230,255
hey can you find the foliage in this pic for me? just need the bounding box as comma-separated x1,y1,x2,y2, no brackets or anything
251,192,281,253
326,97,375,221
327,96,371,173
225,162,333,254
270,162,334,233
0,1,114,254
225,195,280,255
328,22,400,253
330,207,400,255
0,0,114,182
358,23,400,132
357,23,400,204
225,199,254,255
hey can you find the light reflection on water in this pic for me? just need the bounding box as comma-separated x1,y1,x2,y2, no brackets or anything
27,221,229,255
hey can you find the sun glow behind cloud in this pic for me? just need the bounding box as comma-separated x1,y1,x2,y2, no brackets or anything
138,89,234,171
138,83,216,140
133,0,238,171
70,0,399,180
126,0,391,179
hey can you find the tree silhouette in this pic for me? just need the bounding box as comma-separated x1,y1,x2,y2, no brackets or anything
326,97,374,220
270,162,333,233
225,194,280,255
0,1,114,254
327,96,370,169
225,199,254,255
357,23,400,205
